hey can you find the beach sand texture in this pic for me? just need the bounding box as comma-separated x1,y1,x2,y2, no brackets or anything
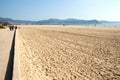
17,25,120,80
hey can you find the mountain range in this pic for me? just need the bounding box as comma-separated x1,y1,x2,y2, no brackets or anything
0,17,120,26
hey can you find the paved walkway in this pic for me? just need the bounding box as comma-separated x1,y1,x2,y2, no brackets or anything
0,29,14,80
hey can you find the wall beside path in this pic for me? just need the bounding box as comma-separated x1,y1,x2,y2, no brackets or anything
13,30,20,80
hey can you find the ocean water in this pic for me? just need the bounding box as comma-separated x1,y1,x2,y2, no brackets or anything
64,23,120,27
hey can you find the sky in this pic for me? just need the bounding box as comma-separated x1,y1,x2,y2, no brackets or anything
0,0,120,21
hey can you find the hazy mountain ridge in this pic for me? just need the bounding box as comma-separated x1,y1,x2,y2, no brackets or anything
0,17,120,26
0,17,101,25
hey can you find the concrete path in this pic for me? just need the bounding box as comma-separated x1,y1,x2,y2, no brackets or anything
0,29,14,80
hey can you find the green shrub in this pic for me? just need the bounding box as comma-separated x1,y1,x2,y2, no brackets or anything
0,25,5,29
2,22,10,26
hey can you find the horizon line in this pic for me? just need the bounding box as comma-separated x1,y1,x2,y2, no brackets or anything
0,17,120,22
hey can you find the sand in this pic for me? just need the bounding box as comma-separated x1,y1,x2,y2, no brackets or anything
17,25,120,80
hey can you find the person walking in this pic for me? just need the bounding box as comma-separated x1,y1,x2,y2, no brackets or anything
9,26,11,31
9,25,12,31
15,26,17,30
11,25,14,31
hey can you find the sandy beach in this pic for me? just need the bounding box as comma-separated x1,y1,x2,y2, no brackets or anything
16,25,120,80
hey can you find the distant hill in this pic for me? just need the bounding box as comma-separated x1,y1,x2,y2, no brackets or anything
0,17,120,26
0,17,101,25
0,17,13,22
0,20,11,26
35,18,100,25
0,17,34,24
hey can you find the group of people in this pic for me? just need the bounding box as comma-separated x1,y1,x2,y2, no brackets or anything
9,25,17,31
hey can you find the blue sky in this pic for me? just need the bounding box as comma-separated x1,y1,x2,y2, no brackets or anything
0,0,120,21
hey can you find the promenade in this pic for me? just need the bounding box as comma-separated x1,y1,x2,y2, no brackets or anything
0,29,14,80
